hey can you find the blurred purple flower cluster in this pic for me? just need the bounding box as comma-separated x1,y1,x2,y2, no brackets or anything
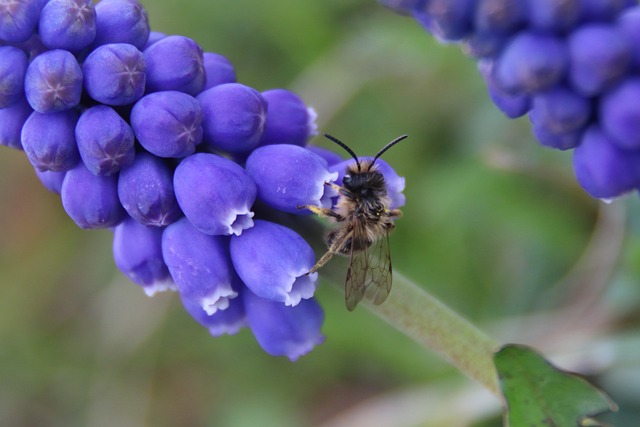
380,0,640,200
0,0,345,360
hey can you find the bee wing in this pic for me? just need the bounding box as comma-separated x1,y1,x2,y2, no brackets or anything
345,228,393,311
363,229,393,306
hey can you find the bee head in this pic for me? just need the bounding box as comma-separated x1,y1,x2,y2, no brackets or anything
323,133,408,173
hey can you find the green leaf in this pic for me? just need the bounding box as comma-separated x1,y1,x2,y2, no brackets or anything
495,344,618,427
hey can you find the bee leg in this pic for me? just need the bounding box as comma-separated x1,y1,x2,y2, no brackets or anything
324,181,343,192
297,204,343,220
307,250,336,274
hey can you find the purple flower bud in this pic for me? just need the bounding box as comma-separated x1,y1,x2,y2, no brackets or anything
579,0,628,23
173,153,256,236
377,0,423,15
143,31,165,50
0,97,31,149
412,0,475,42
83,43,145,106
531,122,582,151
494,32,567,95
306,145,345,167
330,158,406,210
259,89,317,147
529,86,591,135
162,217,238,315
24,49,83,113
474,0,525,34
244,290,324,361
21,109,80,172
478,60,530,118
0,0,41,43
75,105,135,175
203,52,236,89
617,7,640,69
39,0,96,52
230,220,317,306
181,292,246,337
92,0,149,50
524,0,580,33
113,216,175,296
0,46,28,108
600,78,640,150
34,168,66,193
246,144,338,214
197,83,267,154
568,24,631,97
118,152,182,227
130,91,203,158
573,126,640,199
9,34,48,61
462,32,507,59
61,162,125,228
143,35,205,96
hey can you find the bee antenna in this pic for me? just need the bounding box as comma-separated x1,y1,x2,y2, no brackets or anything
324,133,361,171
372,134,408,166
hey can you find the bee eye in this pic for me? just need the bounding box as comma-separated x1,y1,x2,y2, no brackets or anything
343,174,352,184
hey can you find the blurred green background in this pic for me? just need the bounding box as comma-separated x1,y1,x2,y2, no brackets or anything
1,1,640,426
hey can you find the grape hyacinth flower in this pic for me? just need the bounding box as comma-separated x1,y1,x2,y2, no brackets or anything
113,216,175,296
0,0,410,361
173,153,256,236
379,0,640,200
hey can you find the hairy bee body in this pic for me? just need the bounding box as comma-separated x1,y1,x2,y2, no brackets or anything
300,135,407,311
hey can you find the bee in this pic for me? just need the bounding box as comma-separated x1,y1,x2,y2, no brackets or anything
299,133,408,311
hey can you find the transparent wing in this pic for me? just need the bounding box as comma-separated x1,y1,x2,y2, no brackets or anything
345,229,393,311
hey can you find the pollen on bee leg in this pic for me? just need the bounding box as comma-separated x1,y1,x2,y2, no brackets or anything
300,204,342,220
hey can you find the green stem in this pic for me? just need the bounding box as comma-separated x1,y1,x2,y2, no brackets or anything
322,265,502,398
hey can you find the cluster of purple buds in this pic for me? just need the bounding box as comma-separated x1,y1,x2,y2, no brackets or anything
380,0,640,201
0,0,405,360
